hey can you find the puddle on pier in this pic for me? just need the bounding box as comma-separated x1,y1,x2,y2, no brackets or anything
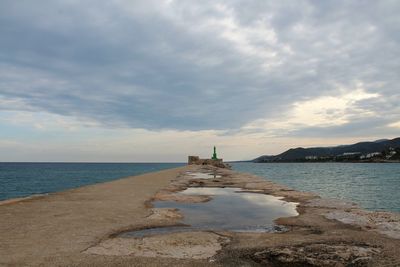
185,171,221,179
122,187,298,238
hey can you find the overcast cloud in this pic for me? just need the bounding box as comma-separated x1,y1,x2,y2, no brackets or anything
0,0,399,161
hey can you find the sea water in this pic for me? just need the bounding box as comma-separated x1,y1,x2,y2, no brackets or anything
122,187,298,237
155,187,298,232
0,162,184,201
2,162,399,213
231,162,400,213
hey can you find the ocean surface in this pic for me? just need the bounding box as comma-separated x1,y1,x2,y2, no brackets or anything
0,162,184,201
231,162,400,213
1,162,399,213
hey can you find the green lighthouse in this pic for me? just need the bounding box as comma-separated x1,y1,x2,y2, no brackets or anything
212,146,218,160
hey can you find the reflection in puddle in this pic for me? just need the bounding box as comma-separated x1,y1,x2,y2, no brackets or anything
185,172,221,179
155,187,298,232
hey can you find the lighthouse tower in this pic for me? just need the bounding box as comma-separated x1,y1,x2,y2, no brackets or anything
212,146,218,160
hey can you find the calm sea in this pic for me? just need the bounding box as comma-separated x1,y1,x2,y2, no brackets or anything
0,162,184,201
231,162,400,213
1,162,399,213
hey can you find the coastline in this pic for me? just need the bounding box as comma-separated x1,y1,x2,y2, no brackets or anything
0,166,188,266
252,160,400,163
1,165,399,266
0,162,185,203
0,194,48,206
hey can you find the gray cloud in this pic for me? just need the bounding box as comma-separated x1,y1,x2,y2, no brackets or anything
0,0,399,134
285,117,398,138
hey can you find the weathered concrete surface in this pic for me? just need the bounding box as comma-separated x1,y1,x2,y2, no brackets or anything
84,231,229,259
0,166,213,266
1,164,400,266
148,165,400,266
325,209,400,239
251,243,380,266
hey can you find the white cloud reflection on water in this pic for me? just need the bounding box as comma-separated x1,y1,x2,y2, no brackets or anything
181,187,299,216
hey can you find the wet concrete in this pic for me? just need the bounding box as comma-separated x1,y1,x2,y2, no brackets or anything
83,165,400,266
185,171,222,179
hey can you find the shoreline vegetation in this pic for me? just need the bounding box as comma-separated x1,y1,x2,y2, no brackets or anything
1,163,400,266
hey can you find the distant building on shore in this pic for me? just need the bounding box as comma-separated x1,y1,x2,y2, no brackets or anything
360,152,382,160
188,146,228,168
335,152,362,161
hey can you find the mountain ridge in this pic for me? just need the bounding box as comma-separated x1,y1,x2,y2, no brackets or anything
254,137,400,162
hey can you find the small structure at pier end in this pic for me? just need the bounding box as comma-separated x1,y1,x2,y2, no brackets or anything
211,146,218,160
188,147,229,168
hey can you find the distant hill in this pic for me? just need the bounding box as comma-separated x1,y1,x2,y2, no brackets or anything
253,137,400,162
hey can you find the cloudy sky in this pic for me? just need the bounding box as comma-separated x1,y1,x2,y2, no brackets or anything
0,0,399,162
